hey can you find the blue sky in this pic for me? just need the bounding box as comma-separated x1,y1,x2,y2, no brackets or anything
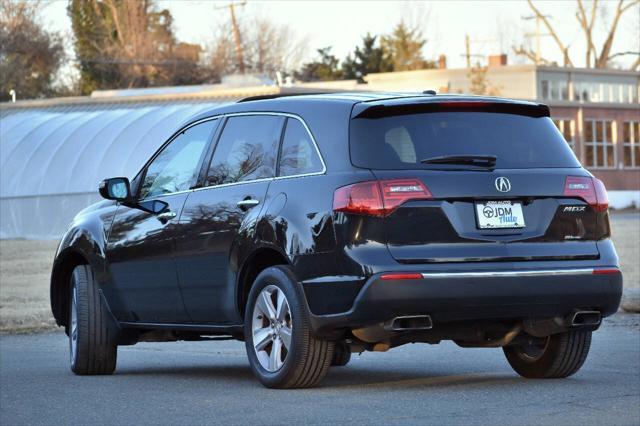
43,0,638,72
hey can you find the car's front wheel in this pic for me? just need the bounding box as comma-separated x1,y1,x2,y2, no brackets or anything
503,329,591,378
69,265,117,375
244,266,334,388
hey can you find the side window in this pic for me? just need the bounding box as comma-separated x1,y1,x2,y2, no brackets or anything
140,119,217,199
278,119,323,177
206,115,283,186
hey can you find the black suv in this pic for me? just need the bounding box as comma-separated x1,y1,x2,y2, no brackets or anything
50,93,623,388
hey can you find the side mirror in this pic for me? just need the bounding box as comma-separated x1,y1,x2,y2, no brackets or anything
99,177,131,201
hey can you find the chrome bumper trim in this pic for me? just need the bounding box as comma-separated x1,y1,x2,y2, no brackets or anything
420,268,594,279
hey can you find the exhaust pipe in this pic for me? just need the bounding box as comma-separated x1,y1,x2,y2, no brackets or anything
385,315,433,331
570,310,601,327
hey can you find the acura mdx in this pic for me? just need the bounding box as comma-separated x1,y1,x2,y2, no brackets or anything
50,93,623,388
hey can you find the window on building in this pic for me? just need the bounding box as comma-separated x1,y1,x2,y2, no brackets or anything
541,80,549,100
623,121,640,168
542,80,569,101
589,83,601,102
550,81,559,100
573,81,638,104
552,119,575,150
584,119,615,168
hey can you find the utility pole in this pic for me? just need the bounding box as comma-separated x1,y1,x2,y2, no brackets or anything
465,34,471,68
521,14,551,65
215,1,247,74
461,34,491,68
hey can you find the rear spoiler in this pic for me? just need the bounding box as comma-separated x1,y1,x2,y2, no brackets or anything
352,100,550,119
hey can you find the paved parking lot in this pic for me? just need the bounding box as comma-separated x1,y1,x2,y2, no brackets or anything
1,314,639,425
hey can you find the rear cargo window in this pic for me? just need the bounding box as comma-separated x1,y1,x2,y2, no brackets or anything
350,112,580,169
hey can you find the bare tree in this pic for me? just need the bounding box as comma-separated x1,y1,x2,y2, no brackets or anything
467,61,501,96
0,0,64,100
204,13,307,80
204,24,237,81
513,0,639,69
248,16,306,74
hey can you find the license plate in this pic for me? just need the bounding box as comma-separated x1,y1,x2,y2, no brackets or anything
475,201,525,229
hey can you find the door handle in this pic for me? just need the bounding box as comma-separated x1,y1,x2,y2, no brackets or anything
157,210,177,221
237,198,260,209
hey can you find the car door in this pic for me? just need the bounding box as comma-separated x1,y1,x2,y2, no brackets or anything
175,114,285,324
104,119,219,323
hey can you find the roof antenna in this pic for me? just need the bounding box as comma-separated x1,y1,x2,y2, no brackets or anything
423,90,437,95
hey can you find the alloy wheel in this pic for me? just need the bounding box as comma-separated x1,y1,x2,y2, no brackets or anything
69,285,78,365
251,285,292,372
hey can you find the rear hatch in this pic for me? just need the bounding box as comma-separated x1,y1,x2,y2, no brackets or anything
347,100,609,264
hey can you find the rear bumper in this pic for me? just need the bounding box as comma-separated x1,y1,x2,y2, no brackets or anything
307,267,623,335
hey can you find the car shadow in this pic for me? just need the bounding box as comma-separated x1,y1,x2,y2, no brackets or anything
113,360,523,390
115,364,255,382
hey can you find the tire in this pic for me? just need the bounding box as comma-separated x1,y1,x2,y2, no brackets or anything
244,266,334,389
503,329,592,379
69,265,117,375
331,342,351,367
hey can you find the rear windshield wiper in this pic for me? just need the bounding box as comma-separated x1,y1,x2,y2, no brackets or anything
420,155,497,168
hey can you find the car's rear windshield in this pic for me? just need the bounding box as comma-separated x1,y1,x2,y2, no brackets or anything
350,112,580,169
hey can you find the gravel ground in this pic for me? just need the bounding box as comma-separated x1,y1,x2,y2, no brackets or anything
0,211,638,333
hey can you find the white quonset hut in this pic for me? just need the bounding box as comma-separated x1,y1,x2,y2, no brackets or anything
0,84,321,239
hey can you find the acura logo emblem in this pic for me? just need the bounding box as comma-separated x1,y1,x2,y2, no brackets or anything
495,177,511,192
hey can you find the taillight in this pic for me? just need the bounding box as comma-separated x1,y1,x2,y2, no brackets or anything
593,268,620,275
333,179,432,216
563,176,609,212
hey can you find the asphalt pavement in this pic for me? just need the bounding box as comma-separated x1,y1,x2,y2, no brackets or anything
1,314,639,426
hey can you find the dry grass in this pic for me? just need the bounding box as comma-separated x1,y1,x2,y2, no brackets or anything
0,212,638,333
0,239,59,333
610,212,640,292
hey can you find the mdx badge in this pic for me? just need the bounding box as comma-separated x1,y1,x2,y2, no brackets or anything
495,177,511,193
563,206,586,212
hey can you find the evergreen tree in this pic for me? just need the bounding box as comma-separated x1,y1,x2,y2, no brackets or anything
381,22,435,71
295,47,343,82
342,33,393,80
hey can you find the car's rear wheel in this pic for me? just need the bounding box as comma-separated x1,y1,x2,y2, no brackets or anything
503,329,591,378
69,265,117,375
244,266,334,388
331,342,351,366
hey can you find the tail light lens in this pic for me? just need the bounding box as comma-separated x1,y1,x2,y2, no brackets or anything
333,179,432,216
593,268,620,275
563,176,609,212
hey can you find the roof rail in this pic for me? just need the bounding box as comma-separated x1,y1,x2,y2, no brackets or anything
237,92,330,103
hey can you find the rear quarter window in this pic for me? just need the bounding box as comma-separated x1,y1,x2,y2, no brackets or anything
350,112,581,169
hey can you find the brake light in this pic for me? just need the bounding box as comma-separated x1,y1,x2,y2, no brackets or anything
563,176,609,212
333,179,432,216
